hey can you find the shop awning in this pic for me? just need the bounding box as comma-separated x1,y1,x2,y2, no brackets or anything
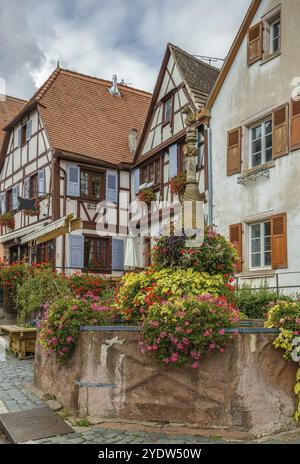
0,223,43,244
21,214,82,245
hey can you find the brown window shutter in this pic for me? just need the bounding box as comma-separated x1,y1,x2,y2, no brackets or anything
271,213,287,269
291,98,300,151
227,127,242,176
272,103,289,158
229,223,243,273
247,22,263,65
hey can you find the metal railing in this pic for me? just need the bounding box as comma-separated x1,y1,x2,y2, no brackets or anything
236,270,300,296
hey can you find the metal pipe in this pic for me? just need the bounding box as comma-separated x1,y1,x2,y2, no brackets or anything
206,125,213,226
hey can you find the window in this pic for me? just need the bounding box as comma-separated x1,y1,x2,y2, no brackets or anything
163,97,173,124
37,240,55,265
30,173,38,198
18,120,32,146
264,11,281,58
84,237,110,270
140,159,162,186
270,18,281,53
80,170,103,199
250,119,272,167
6,189,12,212
250,221,272,269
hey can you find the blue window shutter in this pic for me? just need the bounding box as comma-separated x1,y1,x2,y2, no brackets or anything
17,128,22,147
106,171,118,203
0,193,6,214
12,185,19,210
38,169,46,196
169,144,178,178
134,168,140,194
67,165,80,196
24,177,30,199
112,238,124,271
26,120,32,141
69,235,84,269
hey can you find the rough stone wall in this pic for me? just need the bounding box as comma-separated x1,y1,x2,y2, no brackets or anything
34,331,299,437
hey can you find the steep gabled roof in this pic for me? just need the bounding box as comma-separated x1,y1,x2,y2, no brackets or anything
4,68,151,166
0,95,27,150
169,44,219,108
207,0,262,109
134,43,219,163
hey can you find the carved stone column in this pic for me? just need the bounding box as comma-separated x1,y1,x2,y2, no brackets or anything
181,105,204,235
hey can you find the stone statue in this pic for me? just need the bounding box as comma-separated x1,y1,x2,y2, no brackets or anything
180,104,204,241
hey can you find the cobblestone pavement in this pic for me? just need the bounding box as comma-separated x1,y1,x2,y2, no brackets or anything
1,350,300,444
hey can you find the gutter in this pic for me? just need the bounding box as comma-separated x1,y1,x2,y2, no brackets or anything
206,125,213,226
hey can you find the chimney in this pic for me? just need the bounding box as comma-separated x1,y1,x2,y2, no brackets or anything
109,74,121,97
128,128,138,156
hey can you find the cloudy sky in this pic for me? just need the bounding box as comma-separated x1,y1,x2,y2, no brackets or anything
0,0,251,99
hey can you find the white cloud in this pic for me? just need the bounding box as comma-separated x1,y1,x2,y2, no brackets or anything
0,0,251,99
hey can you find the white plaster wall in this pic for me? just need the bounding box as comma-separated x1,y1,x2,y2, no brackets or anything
210,0,300,287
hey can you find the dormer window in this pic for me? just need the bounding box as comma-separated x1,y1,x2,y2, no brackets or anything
163,96,173,125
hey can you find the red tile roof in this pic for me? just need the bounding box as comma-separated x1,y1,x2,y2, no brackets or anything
6,68,151,166
0,96,27,150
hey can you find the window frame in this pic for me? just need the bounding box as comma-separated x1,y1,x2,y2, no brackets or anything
263,9,281,60
162,95,173,126
249,221,272,270
80,169,104,201
30,173,39,199
83,235,111,272
139,157,162,188
37,240,55,265
6,189,13,213
249,116,273,168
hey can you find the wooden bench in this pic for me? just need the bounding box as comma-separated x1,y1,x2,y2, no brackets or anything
0,325,37,360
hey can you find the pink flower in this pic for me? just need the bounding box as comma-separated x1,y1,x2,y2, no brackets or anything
219,348,225,353
204,329,212,337
192,362,200,369
71,305,78,310
150,321,160,328
219,329,225,336
296,318,300,325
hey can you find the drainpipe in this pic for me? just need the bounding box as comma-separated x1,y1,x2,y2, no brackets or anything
206,125,213,227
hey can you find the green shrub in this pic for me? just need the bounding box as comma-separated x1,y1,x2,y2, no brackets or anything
140,295,239,367
234,284,292,319
152,228,238,276
115,268,235,325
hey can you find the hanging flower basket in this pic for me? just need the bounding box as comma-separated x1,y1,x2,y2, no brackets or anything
137,187,157,207
0,212,15,230
169,172,186,202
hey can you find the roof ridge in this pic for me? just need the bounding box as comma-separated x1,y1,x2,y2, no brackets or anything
168,43,220,73
0,95,28,103
59,68,152,98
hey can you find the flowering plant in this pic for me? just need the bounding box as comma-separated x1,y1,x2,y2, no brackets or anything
152,227,238,276
68,273,118,303
265,300,300,333
137,187,157,206
39,293,117,362
0,212,15,229
265,300,300,421
116,268,234,325
169,172,186,201
139,295,239,368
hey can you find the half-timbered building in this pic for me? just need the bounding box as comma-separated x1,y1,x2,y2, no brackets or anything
132,44,219,265
0,68,151,274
